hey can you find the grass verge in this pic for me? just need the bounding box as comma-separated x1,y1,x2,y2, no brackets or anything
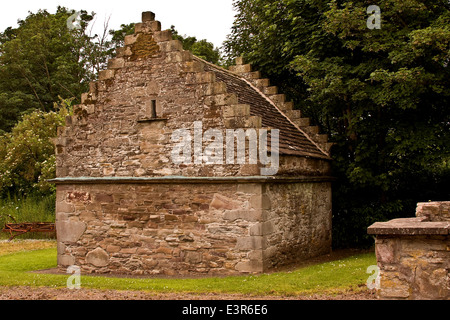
0,240,377,296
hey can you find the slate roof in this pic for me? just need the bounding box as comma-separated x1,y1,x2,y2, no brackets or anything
199,58,330,160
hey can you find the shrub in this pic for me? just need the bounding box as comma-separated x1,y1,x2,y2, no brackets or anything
0,99,72,197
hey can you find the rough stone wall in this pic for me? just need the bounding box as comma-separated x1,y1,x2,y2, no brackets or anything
54,12,333,276
262,182,332,269
55,13,331,179
57,183,262,276
416,201,450,222
374,235,449,299
56,180,332,275
55,15,267,179
368,201,450,300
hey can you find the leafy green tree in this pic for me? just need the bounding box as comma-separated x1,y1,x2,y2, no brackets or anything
0,7,106,132
171,26,222,65
225,0,450,247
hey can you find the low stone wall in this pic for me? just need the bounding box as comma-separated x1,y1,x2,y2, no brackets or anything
368,201,450,300
55,177,332,276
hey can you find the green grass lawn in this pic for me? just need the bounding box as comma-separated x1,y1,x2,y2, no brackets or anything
0,240,377,296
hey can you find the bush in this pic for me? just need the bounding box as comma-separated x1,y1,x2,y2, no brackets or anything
0,99,72,197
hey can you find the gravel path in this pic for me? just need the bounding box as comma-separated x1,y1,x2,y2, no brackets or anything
0,285,377,300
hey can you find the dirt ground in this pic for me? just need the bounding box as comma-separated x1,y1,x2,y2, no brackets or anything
0,285,377,300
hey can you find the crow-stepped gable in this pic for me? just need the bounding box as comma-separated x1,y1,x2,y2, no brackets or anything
52,12,334,276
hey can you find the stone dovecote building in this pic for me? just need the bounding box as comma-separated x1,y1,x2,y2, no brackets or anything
52,12,334,276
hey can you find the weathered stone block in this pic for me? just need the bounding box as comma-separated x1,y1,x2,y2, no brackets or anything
180,60,204,73
166,51,193,63
205,94,238,106
235,57,244,65
210,193,241,210
124,34,138,46
86,247,109,267
116,46,132,57
223,210,262,222
195,71,216,84
236,184,262,195
148,21,161,32
236,236,266,250
108,58,125,69
142,11,155,22
223,104,251,118
56,201,74,213
269,94,286,104
57,254,75,267
89,81,97,94
286,110,301,120
249,194,271,210
255,79,270,88
204,82,227,96
379,273,411,299
185,251,203,264
235,259,263,273
244,116,262,128
279,101,294,111
249,221,275,236
229,64,251,73
160,39,183,52
106,245,121,253
296,118,311,127
134,23,146,34
248,71,261,79
264,86,278,95
56,221,87,243
416,201,450,222
98,69,115,81
153,30,172,42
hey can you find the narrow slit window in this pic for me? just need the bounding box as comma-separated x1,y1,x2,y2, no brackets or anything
150,100,157,118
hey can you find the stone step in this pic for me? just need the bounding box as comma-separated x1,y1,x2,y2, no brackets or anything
278,101,294,112
268,94,285,104
302,126,320,135
153,30,173,42
313,134,328,144
285,110,301,120
166,50,193,63
295,118,311,127
159,39,183,52
254,79,270,89
229,64,252,74
107,57,125,69
248,71,261,80
263,86,278,95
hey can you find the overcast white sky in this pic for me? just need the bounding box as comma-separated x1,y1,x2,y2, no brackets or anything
0,0,236,49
